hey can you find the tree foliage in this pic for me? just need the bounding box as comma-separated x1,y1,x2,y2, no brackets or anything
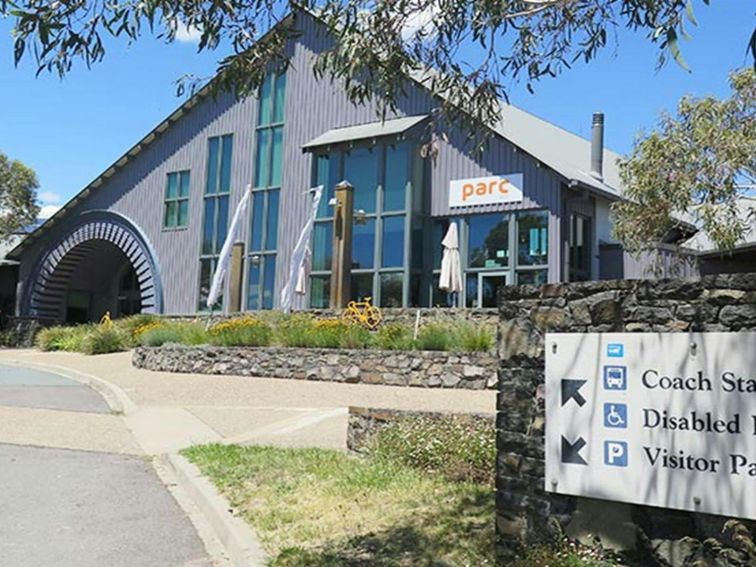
613,68,755,255
0,151,39,240
3,0,749,146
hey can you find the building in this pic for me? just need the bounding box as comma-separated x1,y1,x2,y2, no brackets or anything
6,10,746,323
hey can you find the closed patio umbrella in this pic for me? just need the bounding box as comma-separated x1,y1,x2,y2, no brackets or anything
439,222,463,295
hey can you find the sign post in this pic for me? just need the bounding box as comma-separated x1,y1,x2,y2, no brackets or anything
545,332,756,520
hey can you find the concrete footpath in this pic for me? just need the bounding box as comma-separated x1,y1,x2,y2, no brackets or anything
0,349,496,566
0,349,495,453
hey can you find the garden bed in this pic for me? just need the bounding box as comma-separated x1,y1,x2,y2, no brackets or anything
132,344,498,389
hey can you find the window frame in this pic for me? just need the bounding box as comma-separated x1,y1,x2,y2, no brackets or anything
162,170,191,230
198,134,233,311
246,71,286,311
308,139,415,309
429,209,551,308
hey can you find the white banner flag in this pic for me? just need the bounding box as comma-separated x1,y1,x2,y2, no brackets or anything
281,185,324,313
206,184,252,310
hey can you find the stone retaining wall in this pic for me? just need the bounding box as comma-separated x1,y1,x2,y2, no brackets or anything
347,406,494,452
133,344,498,390
496,273,756,566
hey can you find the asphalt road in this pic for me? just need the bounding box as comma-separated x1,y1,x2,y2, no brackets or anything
0,365,212,567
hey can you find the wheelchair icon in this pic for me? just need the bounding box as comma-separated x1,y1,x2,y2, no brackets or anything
603,403,627,429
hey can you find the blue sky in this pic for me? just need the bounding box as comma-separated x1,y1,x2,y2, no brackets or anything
0,3,753,217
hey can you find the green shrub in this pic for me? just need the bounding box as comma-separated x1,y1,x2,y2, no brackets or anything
276,314,316,347
310,319,344,348
373,323,414,350
452,321,494,352
81,326,128,355
415,323,452,351
338,324,372,349
139,322,208,347
208,317,272,347
36,324,92,352
114,313,158,334
369,414,495,484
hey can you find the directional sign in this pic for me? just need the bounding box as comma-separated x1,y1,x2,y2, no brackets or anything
561,436,588,465
561,379,587,407
545,332,756,520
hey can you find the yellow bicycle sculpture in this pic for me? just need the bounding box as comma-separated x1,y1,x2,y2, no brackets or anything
342,297,382,330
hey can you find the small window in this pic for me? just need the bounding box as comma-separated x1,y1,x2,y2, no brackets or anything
164,170,190,228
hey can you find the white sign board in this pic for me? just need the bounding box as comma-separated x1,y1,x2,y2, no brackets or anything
545,332,756,520
448,174,524,208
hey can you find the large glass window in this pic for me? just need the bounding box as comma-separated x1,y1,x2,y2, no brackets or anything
468,214,509,269
430,209,550,308
247,71,286,310
569,213,592,282
517,211,549,266
344,147,378,215
309,141,415,307
163,170,190,228
198,135,233,309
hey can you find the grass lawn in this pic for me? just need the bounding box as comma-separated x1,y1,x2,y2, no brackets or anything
182,444,496,566
183,444,621,567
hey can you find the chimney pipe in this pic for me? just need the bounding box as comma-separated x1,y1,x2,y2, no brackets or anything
590,112,604,181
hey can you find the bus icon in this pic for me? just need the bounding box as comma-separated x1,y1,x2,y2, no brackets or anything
603,366,627,391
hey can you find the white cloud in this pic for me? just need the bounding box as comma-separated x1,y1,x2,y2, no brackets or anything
174,21,203,44
38,191,61,204
401,4,441,42
38,204,62,219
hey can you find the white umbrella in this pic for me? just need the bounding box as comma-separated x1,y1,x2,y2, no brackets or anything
439,222,463,294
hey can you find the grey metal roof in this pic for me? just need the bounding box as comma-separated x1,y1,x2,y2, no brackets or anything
683,199,756,254
493,105,624,199
301,114,428,150
407,68,625,200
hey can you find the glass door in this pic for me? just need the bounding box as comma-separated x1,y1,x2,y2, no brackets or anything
478,272,508,308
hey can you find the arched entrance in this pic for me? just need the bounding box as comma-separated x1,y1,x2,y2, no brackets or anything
24,212,163,322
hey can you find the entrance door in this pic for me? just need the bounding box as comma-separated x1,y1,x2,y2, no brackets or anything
478,272,508,308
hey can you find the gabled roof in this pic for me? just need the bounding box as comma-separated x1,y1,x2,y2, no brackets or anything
493,105,623,199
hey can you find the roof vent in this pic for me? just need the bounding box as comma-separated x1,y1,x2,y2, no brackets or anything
590,112,604,182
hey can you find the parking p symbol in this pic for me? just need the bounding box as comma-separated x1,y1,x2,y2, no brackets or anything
604,441,628,467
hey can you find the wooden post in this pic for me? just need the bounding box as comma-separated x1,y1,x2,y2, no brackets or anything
229,242,245,313
330,180,354,309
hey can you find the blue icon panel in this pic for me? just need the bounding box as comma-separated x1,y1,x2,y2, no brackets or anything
603,403,628,428
604,441,629,467
607,343,624,357
603,366,627,391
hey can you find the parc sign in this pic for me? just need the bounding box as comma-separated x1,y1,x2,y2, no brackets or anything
448,174,524,208
545,332,756,520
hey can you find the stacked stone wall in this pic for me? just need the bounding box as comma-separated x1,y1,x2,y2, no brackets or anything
133,344,498,390
347,406,494,452
496,274,756,566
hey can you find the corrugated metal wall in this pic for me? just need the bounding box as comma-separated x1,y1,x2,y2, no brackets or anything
18,10,569,314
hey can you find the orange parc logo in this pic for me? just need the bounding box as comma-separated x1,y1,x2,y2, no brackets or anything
449,174,524,208
462,178,512,201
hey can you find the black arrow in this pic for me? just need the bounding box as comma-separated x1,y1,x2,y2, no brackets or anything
561,436,587,465
561,379,587,407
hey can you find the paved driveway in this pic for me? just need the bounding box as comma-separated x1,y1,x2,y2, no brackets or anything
0,350,496,453
0,365,212,567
